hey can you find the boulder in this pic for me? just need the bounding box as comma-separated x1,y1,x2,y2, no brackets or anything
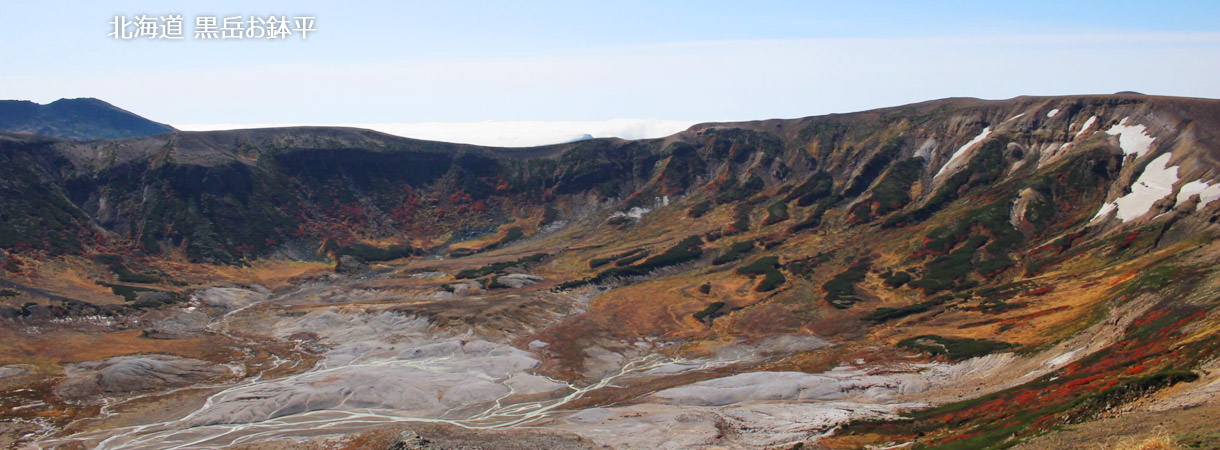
386,430,441,450
335,255,370,275
495,273,544,289
448,281,484,296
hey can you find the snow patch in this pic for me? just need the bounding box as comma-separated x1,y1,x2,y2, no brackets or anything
610,206,652,220
935,127,991,178
1046,108,1059,118
1092,153,1179,222
1006,113,1025,122
1177,179,1220,211
1105,117,1155,157
610,196,670,220
1074,115,1097,140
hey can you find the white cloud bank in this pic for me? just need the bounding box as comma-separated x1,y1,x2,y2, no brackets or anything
7,33,1219,126
175,119,699,147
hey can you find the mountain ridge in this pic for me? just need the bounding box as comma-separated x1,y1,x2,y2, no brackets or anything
0,97,175,140
4,93,1219,262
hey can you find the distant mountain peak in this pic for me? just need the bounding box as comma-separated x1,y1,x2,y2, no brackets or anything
0,97,174,140
48,97,109,105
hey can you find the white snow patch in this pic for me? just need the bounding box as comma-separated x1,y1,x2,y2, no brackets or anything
1105,117,1156,157
1092,153,1179,222
1177,179,1220,211
1093,202,1116,221
935,126,992,178
1074,115,1097,140
610,206,652,220
1006,113,1025,122
1046,108,1059,118
610,196,670,221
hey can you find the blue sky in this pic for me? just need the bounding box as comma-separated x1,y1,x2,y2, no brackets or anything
2,1,1219,142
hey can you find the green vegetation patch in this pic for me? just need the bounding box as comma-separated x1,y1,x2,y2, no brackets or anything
1176,430,1220,449
785,252,833,278
737,256,787,292
614,251,649,266
562,235,706,288
541,205,559,224
589,248,648,269
1021,146,1121,233
336,243,415,262
693,301,727,323
497,226,525,246
788,202,828,233
763,200,790,225
1119,265,1183,297
755,269,787,292
883,270,912,288
687,200,713,218
822,259,870,308
842,138,904,198
907,201,1021,294
977,281,1035,300
713,240,755,265
898,335,1012,360
865,294,952,323
848,157,923,223
724,203,752,236
787,171,834,207
100,283,183,307
716,174,765,204
639,235,704,268
738,256,780,275
456,253,548,279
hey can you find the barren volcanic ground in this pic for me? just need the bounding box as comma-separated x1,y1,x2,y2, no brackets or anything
3,94,1220,449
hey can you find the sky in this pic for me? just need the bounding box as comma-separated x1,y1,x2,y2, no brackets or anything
2,1,1219,146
